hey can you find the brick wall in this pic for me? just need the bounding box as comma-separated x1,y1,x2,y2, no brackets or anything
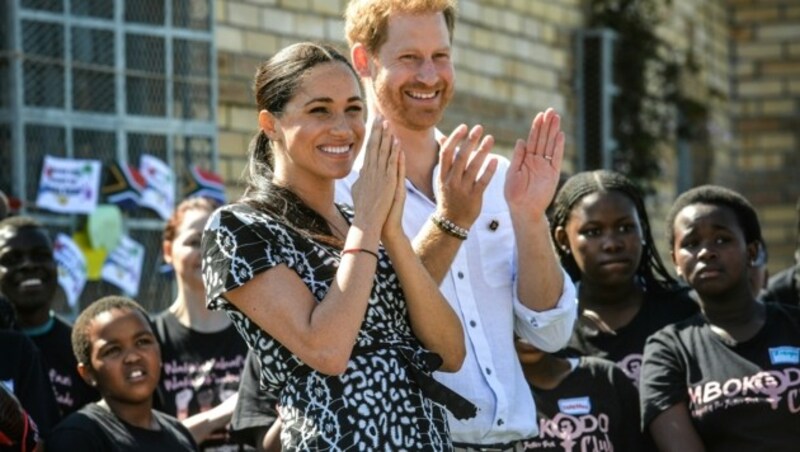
214,0,585,198
728,0,800,272
215,0,352,199
646,0,733,260
213,0,798,273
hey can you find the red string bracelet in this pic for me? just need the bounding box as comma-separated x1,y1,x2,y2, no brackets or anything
341,248,380,260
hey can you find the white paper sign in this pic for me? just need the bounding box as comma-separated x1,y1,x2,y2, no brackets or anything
53,233,88,308
101,235,145,297
139,155,175,220
36,156,102,214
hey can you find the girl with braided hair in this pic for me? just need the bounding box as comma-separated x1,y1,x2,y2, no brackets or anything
549,170,698,385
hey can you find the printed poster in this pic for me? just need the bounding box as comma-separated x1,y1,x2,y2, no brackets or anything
101,235,145,297
35,156,102,214
53,233,88,308
139,155,175,220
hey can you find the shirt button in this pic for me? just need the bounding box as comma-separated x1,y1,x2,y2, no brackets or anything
469,320,476,327
497,419,504,426
457,271,464,279
485,368,492,375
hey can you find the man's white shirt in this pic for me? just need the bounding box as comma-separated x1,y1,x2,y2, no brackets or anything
334,152,577,444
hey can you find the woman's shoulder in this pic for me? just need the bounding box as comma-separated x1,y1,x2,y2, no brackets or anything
204,202,296,247
209,202,277,227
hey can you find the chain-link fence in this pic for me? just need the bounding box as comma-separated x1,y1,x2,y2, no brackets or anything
1,0,217,316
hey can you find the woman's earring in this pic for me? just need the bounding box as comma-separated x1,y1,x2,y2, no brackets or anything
562,246,571,255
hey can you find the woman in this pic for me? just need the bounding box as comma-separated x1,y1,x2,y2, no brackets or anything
640,185,800,451
514,337,644,451
49,296,196,451
550,170,698,384
201,42,467,450
153,197,248,449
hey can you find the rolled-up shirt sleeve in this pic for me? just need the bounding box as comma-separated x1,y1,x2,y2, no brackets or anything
512,268,577,352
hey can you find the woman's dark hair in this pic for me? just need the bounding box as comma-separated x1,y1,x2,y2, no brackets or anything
242,42,359,247
666,185,763,248
550,169,679,292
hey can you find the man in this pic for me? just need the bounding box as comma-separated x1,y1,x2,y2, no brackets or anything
338,1,577,449
762,197,800,306
0,216,98,420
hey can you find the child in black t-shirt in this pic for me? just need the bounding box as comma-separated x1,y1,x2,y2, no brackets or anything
48,296,196,451
228,350,280,450
0,329,59,447
761,196,800,306
1,365,43,452
0,216,99,418
515,337,645,451
152,197,248,450
641,185,800,451
549,170,698,385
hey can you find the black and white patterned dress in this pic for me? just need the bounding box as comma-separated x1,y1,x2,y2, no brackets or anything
202,203,453,451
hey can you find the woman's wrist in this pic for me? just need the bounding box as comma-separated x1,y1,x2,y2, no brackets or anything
345,222,381,249
341,248,379,260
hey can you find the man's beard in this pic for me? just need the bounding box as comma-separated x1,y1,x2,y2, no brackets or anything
373,80,451,131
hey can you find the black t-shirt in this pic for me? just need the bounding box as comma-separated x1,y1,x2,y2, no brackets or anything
0,330,59,439
47,403,196,451
761,264,799,306
27,316,99,419
520,357,644,451
640,303,800,451
152,311,247,450
229,350,278,447
564,287,699,385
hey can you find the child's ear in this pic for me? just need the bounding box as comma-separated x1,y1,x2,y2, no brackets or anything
670,251,685,279
162,240,173,265
77,362,97,387
553,226,570,255
746,240,762,267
